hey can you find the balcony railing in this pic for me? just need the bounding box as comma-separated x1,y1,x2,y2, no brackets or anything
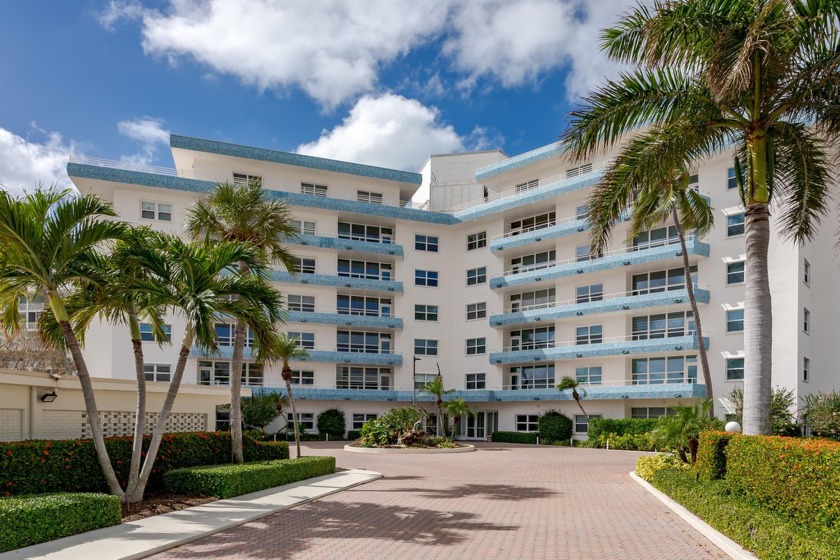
497,331,698,353
490,215,583,242
501,284,704,314
496,378,699,390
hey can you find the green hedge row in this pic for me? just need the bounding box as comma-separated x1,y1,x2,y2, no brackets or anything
695,431,731,482
347,430,361,441
652,469,840,560
587,418,658,439
0,432,289,496
0,493,121,553
164,456,336,499
490,431,537,444
725,435,840,532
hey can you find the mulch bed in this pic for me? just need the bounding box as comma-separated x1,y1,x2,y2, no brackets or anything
121,493,216,522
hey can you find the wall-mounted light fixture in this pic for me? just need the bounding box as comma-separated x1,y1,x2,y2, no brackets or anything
40,390,58,403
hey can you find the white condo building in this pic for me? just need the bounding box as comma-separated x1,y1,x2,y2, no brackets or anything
62,134,840,439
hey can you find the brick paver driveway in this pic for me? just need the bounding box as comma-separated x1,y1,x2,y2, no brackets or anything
153,442,725,560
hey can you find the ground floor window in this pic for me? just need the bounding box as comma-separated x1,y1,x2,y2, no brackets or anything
143,363,171,382
574,414,602,434
630,407,674,419
515,414,539,432
352,413,377,430
215,406,230,431
287,413,314,432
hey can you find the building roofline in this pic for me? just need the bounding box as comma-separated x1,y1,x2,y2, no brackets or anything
474,141,566,181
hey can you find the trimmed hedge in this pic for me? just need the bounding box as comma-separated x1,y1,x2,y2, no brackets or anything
164,456,336,499
0,493,121,553
695,431,731,482
347,430,361,441
635,454,690,482
652,469,840,560
725,434,840,532
0,432,288,496
491,431,537,444
538,410,573,442
587,418,658,439
316,409,346,439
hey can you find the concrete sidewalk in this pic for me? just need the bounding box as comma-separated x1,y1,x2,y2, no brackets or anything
0,469,382,560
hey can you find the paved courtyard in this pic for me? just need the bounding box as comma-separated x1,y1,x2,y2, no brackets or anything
152,442,725,560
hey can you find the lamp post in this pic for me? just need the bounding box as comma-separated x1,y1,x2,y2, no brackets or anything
412,356,421,407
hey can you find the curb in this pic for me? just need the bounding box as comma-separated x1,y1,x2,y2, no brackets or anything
344,444,475,454
629,471,757,560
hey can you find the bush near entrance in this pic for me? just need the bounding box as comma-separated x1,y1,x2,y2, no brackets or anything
537,410,573,442
490,431,538,444
316,409,346,439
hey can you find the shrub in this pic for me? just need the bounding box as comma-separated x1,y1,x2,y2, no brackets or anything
316,408,346,439
538,410,573,442
725,434,840,532
587,432,655,451
0,493,121,553
357,407,422,447
588,418,658,439
347,430,361,441
164,456,336,499
0,432,287,496
427,437,455,449
635,453,690,482
285,431,327,441
652,469,840,560
490,431,537,444
802,391,840,441
651,401,722,464
695,431,731,481
729,386,800,436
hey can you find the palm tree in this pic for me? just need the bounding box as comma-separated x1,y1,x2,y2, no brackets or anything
421,372,455,436
273,333,308,459
557,376,589,420
0,187,127,497
586,158,716,416
443,397,474,440
652,400,722,464
185,179,296,463
562,1,840,434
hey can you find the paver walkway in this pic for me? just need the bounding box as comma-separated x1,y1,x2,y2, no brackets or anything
152,442,725,560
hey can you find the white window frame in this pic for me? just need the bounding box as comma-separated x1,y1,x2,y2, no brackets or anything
803,308,810,334
337,222,393,244
575,414,601,434
337,259,392,281
415,269,439,287
803,357,810,382
804,259,810,285
292,257,316,274
575,283,603,304
508,211,555,236
575,324,603,345
726,261,745,285
415,234,439,252
290,369,314,385
287,331,315,349
337,331,392,354
337,295,391,317
141,201,172,222
575,366,602,385
466,337,486,355
352,413,377,430
288,295,315,313
414,304,439,321
290,220,316,235
233,173,261,187
414,338,438,356
727,212,746,237
139,322,172,343
466,267,486,285
301,182,328,197
726,308,745,333
336,366,392,390
465,373,486,390
467,231,487,251
466,302,486,321
357,190,383,204
511,250,555,274
725,358,745,381
515,414,539,432
515,179,539,193
143,363,171,382
288,412,314,431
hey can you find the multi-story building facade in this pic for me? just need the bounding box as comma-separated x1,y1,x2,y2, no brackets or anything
66,134,840,439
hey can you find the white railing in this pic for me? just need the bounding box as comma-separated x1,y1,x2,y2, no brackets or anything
492,378,698,390
287,306,395,319
501,283,705,314
280,269,396,282
496,331,698,353
490,214,585,242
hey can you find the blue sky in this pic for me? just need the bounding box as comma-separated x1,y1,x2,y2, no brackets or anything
0,0,639,195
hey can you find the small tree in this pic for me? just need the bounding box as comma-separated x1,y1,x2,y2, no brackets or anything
538,410,573,443
652,401,722,464
444,398,474,440
273,333,308,458
317,408,346,440
729,386,797,436
802,392,840,441
241,393,288,431
557,376,588,419
421,373,454,436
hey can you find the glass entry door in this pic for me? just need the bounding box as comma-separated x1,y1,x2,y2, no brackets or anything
461,411,498,440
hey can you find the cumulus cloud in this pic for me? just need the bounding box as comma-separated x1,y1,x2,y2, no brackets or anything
0,125,75,196
117,116,170,167
296,94,475,172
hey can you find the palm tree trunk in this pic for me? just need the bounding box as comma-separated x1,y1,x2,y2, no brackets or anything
282,365,302,458
573,392,588,420
230,317,246,464
672,207,714,418
743,202,772,435
125,310,147,501
50,293,124,499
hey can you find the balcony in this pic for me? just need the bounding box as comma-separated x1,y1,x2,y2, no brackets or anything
290,232,404,259
190,346,403,366
490,236,709,290
489,285,710,327
270,270,403,294
288,310,403,330
488,333,708,365
490,216,589,253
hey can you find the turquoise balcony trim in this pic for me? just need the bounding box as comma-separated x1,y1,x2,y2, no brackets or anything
475,141,566,181
278,191,458,224
288,311,403,330
271,271,403,293
489,288,711,327
191,346,402,366
291,234,404,258
68,163,214,194
488,335,709,365
171,135,422,185
490,238,710,289
490,219,589,253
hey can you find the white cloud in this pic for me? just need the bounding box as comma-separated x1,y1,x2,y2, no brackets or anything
0,125,75,196
296,94,475,172
117,116,170,167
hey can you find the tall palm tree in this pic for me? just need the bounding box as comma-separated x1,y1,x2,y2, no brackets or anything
185,179,296,463
0,187,127,497
443,397,474,440
562,0,840,434
587,156,716,416
273,333,309,459
421,373,455,436
557,376,589,420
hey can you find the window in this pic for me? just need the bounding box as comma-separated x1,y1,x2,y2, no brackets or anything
509,364,555,389
466,302,486,320
301,182,327,197
508,212,555,236
352,413,377,430
215,406,230,431
287,412,314,431
575,414,601,434
241,363,264,386
726,358,744,381
804,308,810,333
632,356,697,385
415,304,439,321
466,337,486,355
575,245,591,262
726,308,745,332
510,327,554,350
338,331,392,353
632,266,697,294
139,323,171,343
143,364,171,382
292,257,316,274
415,270,439,287
338,222,393,244
290,370,314,385
509,289,555,312
516,414,539,432
466,373,486,390
515,179,539,193
467,232,487,250
575,205,589,220
215,323,254,347
290,220,316,235
631,408,673,419
466,267,486,285
337,259,393,281
576,284,603,304
566,163,592,178
357,190,382,204
414,373,436,390
631,312,694,340
632,226,679,249
804,259,810,285
576,325,603,345
511,250,555,273
415,234,439,252
17,296,43,330
287,332,315,349
336,366,391,390
803,357,810,382
141,201,172,222
688,174,699,191
414,338,438,356
727,213,745,237
575,366,602,385
233,173,261,187
727,167,737,190
726,261,745,284
198,361,230,386
288,295,315,313
337,295,391,317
